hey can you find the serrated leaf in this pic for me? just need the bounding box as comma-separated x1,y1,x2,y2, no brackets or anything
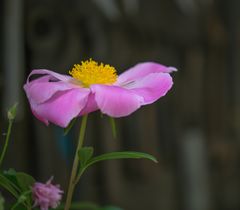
86,151,158,168
64,118,77,136
78,147,94,168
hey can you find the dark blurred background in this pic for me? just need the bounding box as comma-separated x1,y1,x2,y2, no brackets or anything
1,0,240,210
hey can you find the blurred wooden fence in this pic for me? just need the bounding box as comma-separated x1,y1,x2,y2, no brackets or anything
1,0,240,210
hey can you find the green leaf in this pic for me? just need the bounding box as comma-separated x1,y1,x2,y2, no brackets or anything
3,170,35,192
78,147,94,168
3,168,16,176
15,173,35,207
0,173,19,198
3,169,21,192
3,168,17,180
15,172,35,192
86,151,158,168
7,103,18,121
2,169,20,191
1,170,35,208
64,118,77,136
10,190,32,210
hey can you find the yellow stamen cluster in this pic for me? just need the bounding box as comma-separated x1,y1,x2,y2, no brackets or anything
69,59,118,87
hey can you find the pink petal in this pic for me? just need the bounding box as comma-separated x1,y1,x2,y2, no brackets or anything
27,69,73,83
79,93,98,116
24,69,79,104
126,73,173,105
90,85,144,117
24,80,77,104
29,88,90,127
116,62,177,85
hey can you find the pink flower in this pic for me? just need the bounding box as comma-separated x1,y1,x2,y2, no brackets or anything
32,177,63,210
24,59,176,127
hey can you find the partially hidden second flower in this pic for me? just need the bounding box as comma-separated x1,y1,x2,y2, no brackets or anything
24,59,176,127
32,177,63,210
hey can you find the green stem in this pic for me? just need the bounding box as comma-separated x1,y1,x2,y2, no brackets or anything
10,190,32,210
0,119,13,168
109,117,117,138
64,115,88,210
74,168,86,186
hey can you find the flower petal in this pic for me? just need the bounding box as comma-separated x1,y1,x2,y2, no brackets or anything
90,85,144,117
117,62,177,85
28,88,90,127
79,93,98,116
126,73,173,104
24,69,79,104
27,69,73,83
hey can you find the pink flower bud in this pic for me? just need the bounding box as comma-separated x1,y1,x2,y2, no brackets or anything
32,177,63,210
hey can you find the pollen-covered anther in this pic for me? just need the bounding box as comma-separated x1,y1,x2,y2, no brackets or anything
69,59,118,87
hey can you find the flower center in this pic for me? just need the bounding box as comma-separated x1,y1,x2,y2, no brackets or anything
69,59,118,87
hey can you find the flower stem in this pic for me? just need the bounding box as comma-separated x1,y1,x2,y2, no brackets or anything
64,115,88,210
0,119,13,168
